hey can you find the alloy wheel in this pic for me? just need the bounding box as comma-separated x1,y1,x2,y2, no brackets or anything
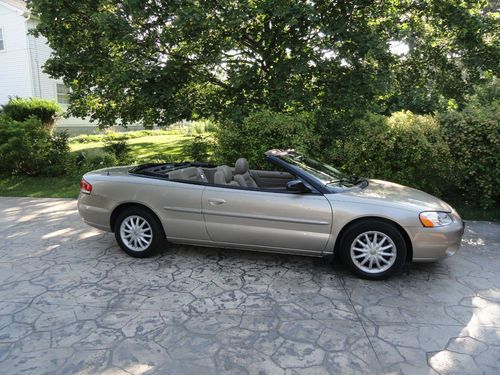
350,231,397,274
119,215,153,252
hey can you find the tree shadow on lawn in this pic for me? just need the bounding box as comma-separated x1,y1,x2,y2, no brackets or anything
127,138,192,161
69,137,192,162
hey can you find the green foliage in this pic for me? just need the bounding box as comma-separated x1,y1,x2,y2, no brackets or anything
79,153,119,171
167,119,217,135
70,130,170,144
440,78,500,209
386,2,499,114
29,0,498,127
44,132,71,176
184,135,214,162
329,111,452,196
186,120,217,135
215,109,319,168
103,135,130,163
0,116,70,176
69,121,214,143
1,97,62,130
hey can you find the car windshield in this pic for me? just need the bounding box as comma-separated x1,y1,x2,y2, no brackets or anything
278,151,363,190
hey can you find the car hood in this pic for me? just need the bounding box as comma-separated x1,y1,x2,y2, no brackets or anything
340,179,453,212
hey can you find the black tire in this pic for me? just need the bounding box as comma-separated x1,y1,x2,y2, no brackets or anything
339,220,407,280
114,207,166,258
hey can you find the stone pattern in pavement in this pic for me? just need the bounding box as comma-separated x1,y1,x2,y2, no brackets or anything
0,197,499,374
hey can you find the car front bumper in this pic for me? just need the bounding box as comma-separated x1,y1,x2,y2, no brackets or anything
406,214,465,262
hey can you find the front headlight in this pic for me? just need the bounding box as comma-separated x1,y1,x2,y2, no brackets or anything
419,211,453,227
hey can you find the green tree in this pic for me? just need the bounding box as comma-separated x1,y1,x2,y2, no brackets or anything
386,1,500,113
29,0,498,128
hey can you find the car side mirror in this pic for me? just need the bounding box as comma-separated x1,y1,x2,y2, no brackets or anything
286,179,311,193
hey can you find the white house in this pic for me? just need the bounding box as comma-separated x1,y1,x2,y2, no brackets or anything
0,0,114,133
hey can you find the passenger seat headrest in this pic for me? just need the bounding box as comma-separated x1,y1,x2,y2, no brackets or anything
235,158,249,175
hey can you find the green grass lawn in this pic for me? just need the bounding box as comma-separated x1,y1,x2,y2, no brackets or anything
0,174,81,198
70,133,192,161
0,132,193,199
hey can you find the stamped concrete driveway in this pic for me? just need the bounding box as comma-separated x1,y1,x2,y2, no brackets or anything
0,197,499,375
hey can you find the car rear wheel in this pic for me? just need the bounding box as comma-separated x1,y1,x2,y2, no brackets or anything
340,220,407,280
114,207,166,258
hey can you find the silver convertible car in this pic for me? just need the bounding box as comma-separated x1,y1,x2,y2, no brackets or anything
78,149,464,280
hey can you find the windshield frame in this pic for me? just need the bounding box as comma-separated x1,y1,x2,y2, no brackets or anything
266,150,366,193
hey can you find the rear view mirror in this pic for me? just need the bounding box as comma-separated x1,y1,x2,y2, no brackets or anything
286,179,311,193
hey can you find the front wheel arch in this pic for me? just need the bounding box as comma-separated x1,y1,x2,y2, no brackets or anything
333,216,413,262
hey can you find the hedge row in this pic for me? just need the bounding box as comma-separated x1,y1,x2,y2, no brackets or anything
214,80,499,209
1,86,497,210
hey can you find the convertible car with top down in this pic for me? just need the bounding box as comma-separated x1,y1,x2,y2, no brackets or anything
77,149,464,280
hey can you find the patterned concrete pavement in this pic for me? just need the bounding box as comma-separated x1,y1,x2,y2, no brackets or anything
0,197,499,375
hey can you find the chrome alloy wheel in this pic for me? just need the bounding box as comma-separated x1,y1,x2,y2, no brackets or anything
350,231,397,274
119,215,153,252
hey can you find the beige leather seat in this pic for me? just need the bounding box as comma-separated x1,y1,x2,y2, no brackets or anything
167,167,208,183
214,165,239,186
233,158,258,188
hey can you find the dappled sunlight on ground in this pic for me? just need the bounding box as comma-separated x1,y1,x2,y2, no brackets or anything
463,237,486,247
428,293,500,374
42,228,77,239
0,197,499,374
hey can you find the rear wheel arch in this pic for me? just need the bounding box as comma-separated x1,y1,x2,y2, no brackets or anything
333,216,413,262
110,202,165,235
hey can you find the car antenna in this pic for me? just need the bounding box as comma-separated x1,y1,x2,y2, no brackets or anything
101,157,110,176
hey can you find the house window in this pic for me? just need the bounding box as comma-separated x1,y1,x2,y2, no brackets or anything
56,84,70,104
0,28,4,51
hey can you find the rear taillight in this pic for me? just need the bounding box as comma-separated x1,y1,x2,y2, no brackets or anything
80,178,92,194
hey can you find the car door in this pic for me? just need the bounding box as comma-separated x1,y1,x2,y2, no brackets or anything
140,179,209,243
201,186,333,254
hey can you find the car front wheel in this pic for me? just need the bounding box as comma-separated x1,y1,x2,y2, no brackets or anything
114,207,166,258
340,220,407,280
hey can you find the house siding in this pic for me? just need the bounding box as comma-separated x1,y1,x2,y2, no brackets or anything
24,17,95,131
26,17,48,99
0,3,32,103
0,2,143,134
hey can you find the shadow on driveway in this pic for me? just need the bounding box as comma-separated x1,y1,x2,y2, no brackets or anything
0,198,499,374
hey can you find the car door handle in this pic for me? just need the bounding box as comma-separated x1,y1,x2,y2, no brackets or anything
208,198,226,205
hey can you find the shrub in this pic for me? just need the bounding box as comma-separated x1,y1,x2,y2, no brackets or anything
0,115,70,176
184,135,214,161
168,119,218,135
70,133,107,144
215,109,320,168
80,153,119,171
103,134,130,162
439,78,500,208
43,131,71,176
69,129,180,144
1,97,62,131
329,111,453,196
